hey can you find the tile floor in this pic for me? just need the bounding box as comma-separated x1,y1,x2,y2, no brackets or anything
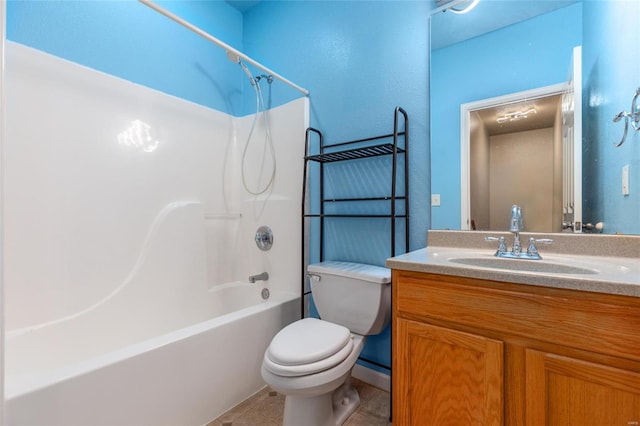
207,378,391,426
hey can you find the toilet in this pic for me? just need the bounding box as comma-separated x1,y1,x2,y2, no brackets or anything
261,261,391,426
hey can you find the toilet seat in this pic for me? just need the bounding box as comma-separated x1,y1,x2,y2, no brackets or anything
263,318,354,377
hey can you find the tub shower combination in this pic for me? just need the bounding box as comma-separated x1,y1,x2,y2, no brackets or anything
5,202,300,425
3,31,307,425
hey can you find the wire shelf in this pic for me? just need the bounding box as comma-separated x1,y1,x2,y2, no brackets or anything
305,143,405,163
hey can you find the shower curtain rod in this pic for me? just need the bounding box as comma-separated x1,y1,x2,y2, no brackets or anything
138,0,310,96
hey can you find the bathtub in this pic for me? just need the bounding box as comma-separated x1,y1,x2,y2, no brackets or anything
5,283,300,425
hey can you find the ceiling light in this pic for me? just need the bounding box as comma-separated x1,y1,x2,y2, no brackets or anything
450,0,480,14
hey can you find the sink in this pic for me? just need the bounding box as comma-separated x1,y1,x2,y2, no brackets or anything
449,257,598,275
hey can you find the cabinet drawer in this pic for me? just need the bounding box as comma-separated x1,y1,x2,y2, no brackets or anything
394,270,640,362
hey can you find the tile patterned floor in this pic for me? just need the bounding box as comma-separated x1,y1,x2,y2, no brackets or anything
207,378,391,426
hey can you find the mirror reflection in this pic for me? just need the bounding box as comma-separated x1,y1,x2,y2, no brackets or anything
467,91,564,233
430,0,640,235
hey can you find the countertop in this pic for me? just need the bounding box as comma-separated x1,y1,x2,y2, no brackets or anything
386,231,640,298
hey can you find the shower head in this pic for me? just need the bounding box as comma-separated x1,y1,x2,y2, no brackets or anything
227,50,256,86
240,61,257,86
226,50,241,64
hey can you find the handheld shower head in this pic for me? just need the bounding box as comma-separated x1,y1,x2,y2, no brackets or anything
227,50,256,86
240,61,257,86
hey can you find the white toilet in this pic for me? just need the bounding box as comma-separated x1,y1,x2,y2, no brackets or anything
261,261,391,426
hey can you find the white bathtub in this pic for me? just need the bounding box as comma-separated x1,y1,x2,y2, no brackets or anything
5,283,300,425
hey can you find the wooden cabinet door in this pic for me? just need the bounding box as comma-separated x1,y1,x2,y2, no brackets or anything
526,349,640,425
393,318,504,426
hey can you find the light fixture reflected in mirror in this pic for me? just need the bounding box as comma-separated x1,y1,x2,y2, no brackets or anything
496,108,537,123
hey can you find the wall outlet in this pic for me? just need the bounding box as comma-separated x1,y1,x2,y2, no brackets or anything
622,164,629,196
431,194,441,206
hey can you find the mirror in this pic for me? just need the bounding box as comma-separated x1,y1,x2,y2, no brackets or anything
430,0,640,235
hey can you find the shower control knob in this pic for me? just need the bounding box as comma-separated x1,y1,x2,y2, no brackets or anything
255,226,273,251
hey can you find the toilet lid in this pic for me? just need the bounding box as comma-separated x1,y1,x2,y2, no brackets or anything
264,318,354,377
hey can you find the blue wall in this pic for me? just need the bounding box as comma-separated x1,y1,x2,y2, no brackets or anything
430,3,583,230
7,0,245,115
244,0,430,251
582,0,640,234
243,0,431,372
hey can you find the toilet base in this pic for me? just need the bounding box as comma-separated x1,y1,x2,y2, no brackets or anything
332,377,361,425
282,378,360,426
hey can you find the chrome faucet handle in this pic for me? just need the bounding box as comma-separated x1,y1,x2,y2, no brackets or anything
485,236,507,254
526,237,554,258
533,238,554,244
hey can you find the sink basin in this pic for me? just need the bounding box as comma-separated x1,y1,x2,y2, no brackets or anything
449,257,598,275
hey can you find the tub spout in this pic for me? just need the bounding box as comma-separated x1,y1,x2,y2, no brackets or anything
249,272,269,283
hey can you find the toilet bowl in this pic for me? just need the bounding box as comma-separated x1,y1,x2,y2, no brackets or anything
261,261,391,426
261,318,366,426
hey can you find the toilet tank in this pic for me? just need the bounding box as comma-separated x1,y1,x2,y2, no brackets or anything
307,261,391,335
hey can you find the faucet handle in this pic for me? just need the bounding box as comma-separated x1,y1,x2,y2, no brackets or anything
526,237,553,258
531,238,553,244
485,236,507,254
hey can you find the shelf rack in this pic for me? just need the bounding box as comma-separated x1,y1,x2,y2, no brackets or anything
299,106,409,375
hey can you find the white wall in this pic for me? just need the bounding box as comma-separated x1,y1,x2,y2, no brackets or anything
553,100,563,233
3,41,306,334
0,2,6,422
470,112,490,230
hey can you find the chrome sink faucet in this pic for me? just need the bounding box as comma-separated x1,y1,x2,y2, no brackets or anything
509,205,523,256
485,205,553,260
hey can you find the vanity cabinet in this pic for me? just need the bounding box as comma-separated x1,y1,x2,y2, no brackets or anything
392,270,640,425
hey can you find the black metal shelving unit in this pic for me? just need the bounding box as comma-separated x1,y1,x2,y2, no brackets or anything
299,106,409,380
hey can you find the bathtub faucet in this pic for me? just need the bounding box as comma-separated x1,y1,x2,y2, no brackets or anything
249,272,269,283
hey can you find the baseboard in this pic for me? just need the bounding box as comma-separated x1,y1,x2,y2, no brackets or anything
352,364,390,392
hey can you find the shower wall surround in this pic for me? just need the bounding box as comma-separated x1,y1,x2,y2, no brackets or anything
1,2,311,421
4,41,305,331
